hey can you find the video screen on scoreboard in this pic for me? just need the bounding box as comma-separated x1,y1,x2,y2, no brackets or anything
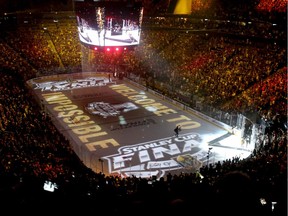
74,0,143,48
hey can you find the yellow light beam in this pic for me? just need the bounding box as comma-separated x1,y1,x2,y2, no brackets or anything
174,0,192,15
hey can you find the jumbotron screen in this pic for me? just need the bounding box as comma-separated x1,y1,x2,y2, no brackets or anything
74,0,143,50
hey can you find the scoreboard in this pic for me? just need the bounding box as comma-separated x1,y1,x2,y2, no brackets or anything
73,0,143,51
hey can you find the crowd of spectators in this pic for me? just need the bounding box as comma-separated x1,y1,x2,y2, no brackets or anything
0,1,287,215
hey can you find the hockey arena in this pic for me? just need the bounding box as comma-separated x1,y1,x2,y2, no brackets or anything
27,72,253,179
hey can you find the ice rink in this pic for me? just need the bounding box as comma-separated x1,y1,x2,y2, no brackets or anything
27,72,253,179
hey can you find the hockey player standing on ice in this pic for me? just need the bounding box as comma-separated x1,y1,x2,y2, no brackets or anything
174,125,181,137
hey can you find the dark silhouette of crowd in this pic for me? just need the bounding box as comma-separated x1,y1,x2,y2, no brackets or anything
0,0,287,215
